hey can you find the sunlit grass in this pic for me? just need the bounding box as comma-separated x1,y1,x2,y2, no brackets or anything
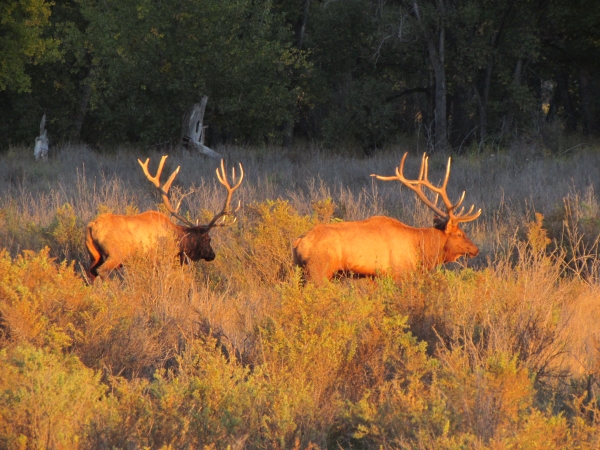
0,143,599,447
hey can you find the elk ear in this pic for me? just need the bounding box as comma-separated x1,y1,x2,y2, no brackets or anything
433,216,448,231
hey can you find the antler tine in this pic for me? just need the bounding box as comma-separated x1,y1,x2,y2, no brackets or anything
138,155,195,227
454,205,482,223
138,157,156,186
204,160,244,229
462,205,474,216
420,153,428,182
455,203,474,218
174,188,197,213
455,191,466,209
450,190,482,224
162,168,180,194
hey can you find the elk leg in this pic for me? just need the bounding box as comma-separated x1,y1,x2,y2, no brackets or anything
87,256,102,282
305,260,335,284
85,228,103,281
96,256,123,280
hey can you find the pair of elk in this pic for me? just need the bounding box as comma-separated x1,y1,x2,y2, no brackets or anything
292,152,481,283
86,156,243,281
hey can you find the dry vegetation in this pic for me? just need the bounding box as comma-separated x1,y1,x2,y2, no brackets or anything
1,142,600,449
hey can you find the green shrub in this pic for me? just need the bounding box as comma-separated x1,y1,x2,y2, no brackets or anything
0,345,105,450
44,203,85,263
206,199,315,289
0,248,103,351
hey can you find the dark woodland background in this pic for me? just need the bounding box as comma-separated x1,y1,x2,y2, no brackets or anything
2,0,599,153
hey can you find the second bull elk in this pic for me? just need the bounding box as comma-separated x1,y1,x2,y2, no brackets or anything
86,156,243,281
292,152,481,283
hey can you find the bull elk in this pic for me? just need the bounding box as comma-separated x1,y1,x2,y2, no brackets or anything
86,156,243,281
292,152,481,283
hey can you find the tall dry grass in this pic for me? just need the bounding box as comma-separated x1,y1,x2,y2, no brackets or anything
0,143,600,448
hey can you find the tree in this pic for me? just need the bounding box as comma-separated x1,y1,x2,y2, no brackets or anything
77,0,303,145
0,0,60,92
545,0,600,135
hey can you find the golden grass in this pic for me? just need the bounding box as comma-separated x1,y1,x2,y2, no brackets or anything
0,144,599,448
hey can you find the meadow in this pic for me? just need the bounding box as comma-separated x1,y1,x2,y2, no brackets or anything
0,141,600,449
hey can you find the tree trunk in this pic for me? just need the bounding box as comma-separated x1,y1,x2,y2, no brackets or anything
283,0,312,150
431,43,447,152
73,81,92,143
181,97,222,159
450,84,476,151
477,55,493,146
554,69,577,132
34,115,49,161
579,69,596,135
414,0,447,152
73,67,96,143
474,0,515,146
296,0,311,50
501,58,523,138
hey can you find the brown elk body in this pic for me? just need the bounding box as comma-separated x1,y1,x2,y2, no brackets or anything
86,157,243,281
293,153,481,283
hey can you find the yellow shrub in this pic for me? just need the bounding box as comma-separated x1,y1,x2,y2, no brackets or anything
206,199,315,288
0,248,103,350
261,280,436,447
44,203,85,262
0,345,105,449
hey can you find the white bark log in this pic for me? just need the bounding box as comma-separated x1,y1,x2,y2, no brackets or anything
188,141,223,159
182,97,222,159
34,115,49,161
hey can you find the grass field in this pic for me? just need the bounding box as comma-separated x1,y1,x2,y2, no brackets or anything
1,142,600,448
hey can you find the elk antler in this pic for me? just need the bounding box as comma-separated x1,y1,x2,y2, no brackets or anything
138,155,196,226
205,159,244,229
371,152,481,224
138,156,244,229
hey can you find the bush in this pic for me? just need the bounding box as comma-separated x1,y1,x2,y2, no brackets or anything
0,248,102,351
0,345,105,449
206,199,315,289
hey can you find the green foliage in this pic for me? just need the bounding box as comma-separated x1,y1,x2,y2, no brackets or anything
0,344,105,449
75,0,301,144
207,199,315,287
0,0,60,92
2,0,600,148
0,247,103,350
322,78,400,151
44,203,85,262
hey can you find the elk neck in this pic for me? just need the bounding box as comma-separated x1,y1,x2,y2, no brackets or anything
414,226,449,269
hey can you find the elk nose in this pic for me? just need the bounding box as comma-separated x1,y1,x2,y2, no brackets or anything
205,252,216,261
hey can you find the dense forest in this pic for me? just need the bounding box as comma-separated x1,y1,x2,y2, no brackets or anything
2,0,600,152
